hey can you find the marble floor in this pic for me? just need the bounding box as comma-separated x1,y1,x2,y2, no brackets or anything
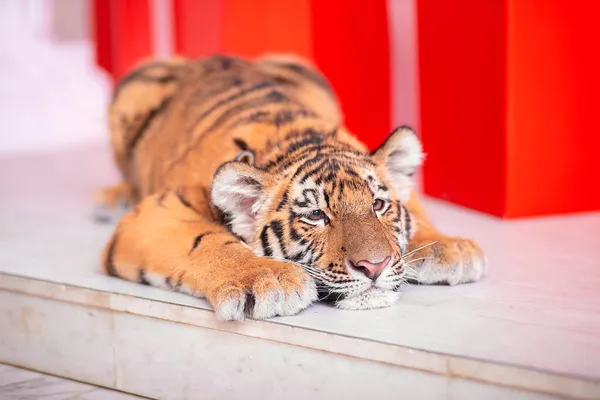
0,143,599,399
0,364,142,400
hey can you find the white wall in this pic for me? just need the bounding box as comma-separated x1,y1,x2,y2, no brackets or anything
0,0,111,156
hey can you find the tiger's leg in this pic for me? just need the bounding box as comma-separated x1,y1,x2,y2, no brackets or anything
404,191,487,285
101,188,317,321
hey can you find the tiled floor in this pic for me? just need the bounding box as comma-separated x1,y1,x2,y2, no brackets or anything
0,364,142,399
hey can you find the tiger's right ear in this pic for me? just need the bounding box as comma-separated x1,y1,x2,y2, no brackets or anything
211,162,271,242
371,125,424,202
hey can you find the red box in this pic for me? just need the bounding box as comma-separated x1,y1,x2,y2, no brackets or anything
417,0,600,218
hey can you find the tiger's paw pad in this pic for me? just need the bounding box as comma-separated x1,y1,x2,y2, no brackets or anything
213,261,317,321
405,238,487,286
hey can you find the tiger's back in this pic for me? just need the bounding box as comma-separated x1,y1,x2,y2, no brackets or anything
108,54,351,201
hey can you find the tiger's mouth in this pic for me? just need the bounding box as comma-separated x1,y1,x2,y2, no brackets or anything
312,261,405,310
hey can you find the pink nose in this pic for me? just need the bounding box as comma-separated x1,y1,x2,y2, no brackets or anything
352,256,391,281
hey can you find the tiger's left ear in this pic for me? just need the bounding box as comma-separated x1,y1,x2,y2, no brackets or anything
371,125,424,202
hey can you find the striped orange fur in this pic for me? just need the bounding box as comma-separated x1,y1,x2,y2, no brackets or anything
98,54,486,321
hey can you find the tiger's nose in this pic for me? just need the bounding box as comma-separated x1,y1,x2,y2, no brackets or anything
351,256,392,281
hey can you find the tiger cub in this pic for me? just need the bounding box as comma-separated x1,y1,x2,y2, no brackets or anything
98,54,486,321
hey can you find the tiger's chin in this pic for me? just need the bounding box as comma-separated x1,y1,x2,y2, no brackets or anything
334,288,401,311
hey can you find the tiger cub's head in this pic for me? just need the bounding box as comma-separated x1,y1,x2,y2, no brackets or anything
212,126,423,310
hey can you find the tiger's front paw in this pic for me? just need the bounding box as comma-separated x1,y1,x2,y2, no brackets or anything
209,259,318,321
405,237,487,286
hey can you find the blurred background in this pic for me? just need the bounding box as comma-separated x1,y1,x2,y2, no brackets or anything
0,0,598,219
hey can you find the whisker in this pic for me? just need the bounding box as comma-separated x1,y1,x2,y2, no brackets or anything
402,241,438,259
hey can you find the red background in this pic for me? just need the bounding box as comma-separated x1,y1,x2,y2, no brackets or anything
93,0,600,219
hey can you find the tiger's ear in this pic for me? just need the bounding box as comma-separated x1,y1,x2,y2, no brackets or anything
371,125,424,202
211,161,271,242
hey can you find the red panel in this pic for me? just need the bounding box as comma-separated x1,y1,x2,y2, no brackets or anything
222,0,312,59
92,0,113,76
110,0,153,81
311,0,391,150
173,0,222,57
506,0,600,217
417,0,508,217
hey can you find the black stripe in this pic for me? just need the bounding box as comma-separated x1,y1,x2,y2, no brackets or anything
188,75,245,106
204,90,290,134
302,189,318,205
264,142,327,171
165,276,173,288
283,148,337,176
322,172,337,183
311,242,325,264
115,76,176,101
176,189,201,215
270,220,289,258
323,191,331,209
126,97,172,160
402,204,412,238
189,232,215,254
337,181,345,201
139,269,151,285
299,159,331,184
260,225,273,257
269,61,333,92
104,234,120,277
287,129,329,153
292,250,308,262
223,240,238,246
190,80,277,131
276,190,289,211
288,214,302,241
294,200,309,208
228,110,271,129
229,108,316,131
205,55,234,71
113,61,178,100
233,138,249,151
273,108,317,128
345,168,360,178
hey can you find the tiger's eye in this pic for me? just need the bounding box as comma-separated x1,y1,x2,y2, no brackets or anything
372,199,386,212
308,210,325,220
